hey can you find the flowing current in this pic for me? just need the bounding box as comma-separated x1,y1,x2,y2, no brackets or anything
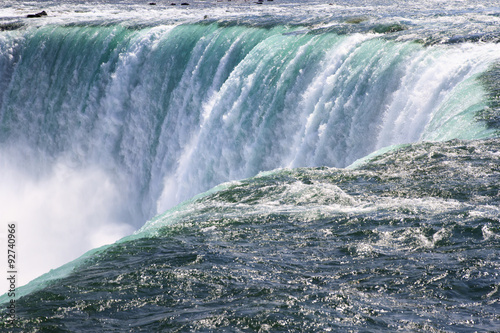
0,0,499,331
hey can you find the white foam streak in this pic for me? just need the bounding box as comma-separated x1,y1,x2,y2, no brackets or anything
378,43,500,147
288,34,370,168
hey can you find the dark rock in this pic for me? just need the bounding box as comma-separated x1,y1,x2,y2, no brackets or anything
27,10,47,18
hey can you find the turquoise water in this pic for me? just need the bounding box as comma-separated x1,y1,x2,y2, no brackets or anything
1,0,499,331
